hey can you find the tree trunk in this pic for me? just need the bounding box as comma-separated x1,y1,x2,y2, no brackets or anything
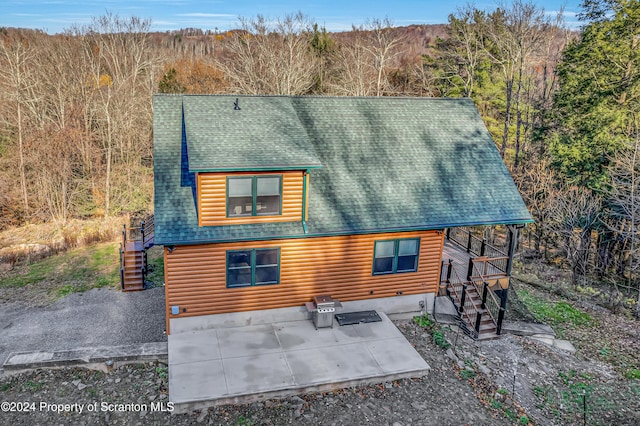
500,78,513,158
17,102,28,217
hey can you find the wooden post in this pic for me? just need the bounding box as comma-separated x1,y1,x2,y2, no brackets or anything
481,281,489,309
459,284,467,314
475,310,483,333
447,259,453,281
467,231,473,253
506,225,520,277
497,290,508,335
467,258,474,281
119,244,125,290
481,238,486,256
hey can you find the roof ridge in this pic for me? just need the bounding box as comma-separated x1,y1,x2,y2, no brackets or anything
154,93,474,102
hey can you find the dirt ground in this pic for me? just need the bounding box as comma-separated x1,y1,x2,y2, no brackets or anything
1,274,639,425
1,308,638,426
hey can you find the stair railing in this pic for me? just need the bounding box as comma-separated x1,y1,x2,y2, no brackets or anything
121,216,154,290
468,258,502,334
442,259,480,339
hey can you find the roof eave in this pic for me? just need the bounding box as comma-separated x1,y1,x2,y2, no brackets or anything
189,164,323,173
154,218,533,246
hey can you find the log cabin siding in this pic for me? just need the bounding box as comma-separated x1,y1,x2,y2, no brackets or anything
164,230,444,331
197,171,304,226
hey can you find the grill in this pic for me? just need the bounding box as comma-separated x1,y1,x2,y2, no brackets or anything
305,295,341,329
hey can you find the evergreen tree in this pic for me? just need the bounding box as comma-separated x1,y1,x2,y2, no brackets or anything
550,0,640,190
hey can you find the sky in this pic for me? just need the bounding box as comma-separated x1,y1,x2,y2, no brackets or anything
1,0,582,34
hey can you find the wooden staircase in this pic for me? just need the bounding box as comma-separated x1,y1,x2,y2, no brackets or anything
441,237,510,341
120,216,154,292
456,281,499,340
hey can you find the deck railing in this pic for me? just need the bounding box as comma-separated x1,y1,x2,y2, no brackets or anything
446,227,509,274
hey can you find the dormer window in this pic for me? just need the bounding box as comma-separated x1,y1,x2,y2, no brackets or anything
227,175,282,217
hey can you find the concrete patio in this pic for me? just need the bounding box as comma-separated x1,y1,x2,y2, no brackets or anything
168,312,430,413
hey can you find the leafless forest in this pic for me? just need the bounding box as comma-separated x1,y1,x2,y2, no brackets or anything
1,1,639,311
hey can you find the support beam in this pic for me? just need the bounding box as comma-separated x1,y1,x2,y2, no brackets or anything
506,224,521,277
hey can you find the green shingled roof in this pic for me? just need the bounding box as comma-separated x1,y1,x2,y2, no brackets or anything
153,95,532,245
183,96,322,172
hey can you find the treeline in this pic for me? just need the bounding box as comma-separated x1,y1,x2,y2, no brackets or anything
0,1,639,309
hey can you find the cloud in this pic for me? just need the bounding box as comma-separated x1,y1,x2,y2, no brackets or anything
177,13,235,18
546,10,578,17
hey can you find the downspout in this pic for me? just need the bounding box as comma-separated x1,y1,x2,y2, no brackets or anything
302,170,309,234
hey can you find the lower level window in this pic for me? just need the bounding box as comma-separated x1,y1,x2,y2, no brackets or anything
227,248,280,287
373,238,419,275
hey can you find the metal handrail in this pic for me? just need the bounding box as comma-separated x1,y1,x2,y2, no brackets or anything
447,227,508,266
469,259,501,332
443,260,481,336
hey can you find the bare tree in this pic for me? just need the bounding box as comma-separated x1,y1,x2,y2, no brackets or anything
442,6,488,98
484,1,549,165
329,19,403,96
514,158,558,258
75,13,161,217
547,186,601,286
605,124,640,316
215,13,318,95
0,31,38,218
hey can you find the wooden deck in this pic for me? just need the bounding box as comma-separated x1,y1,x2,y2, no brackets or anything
442,241,473,282
442,241,509,283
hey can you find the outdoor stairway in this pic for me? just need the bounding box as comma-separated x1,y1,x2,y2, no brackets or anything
122,241,145,291
120,215,154,292
441,227,514,341
456,284,498,340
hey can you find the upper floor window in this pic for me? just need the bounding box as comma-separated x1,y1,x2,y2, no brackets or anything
227,175,282,217
373,238,419,275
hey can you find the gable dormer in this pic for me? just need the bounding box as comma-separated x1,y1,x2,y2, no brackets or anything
197,170,310,226
182,96,321,227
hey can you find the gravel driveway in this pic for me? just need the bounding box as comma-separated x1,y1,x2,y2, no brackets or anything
0,287,166,368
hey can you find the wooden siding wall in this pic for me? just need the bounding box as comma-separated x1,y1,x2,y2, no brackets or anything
197,171,304,226
164,230,444,330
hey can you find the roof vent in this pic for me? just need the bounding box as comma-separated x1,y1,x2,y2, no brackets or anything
233,98,241,111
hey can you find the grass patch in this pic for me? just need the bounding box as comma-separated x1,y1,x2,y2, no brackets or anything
518,289,594,327
530,370,635,424
24,381,44,392
460,368,477,380
145,245,165,288
0,242,120,299
412,313,451,350
413,313,433,328
625,368,640,380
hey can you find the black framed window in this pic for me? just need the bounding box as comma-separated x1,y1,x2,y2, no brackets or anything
227,175,282,217
227,248,280,287
373,238,419,275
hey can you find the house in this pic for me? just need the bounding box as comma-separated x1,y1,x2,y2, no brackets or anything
152,94,532,337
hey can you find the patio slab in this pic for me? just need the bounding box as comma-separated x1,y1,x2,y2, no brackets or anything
168,312,430,413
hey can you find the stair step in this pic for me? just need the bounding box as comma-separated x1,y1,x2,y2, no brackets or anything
123,285,144,292
478,324,496,331
124,254,143,259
